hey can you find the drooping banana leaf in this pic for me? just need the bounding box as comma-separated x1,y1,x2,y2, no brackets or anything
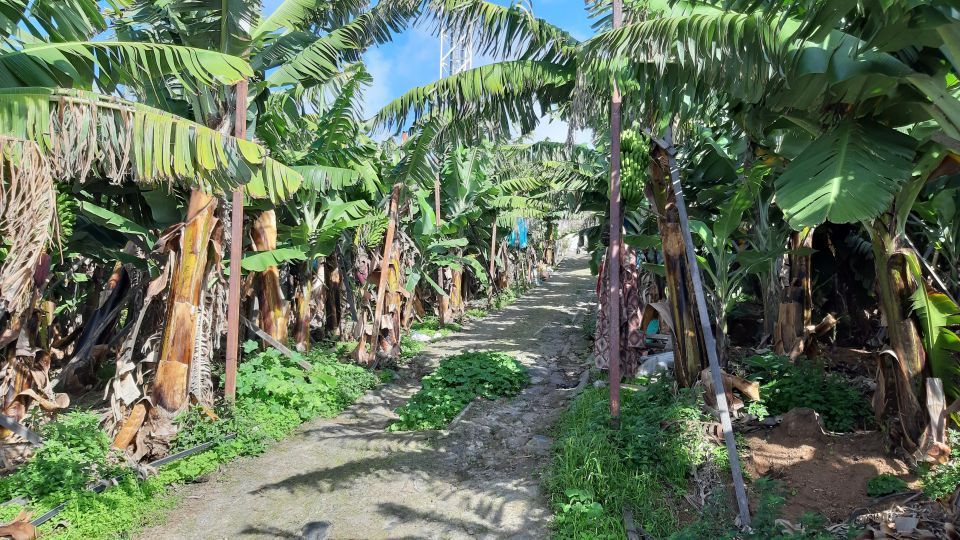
775,120,917,228
0,88,301,203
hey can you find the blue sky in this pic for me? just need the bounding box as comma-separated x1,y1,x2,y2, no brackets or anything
263,0,598,142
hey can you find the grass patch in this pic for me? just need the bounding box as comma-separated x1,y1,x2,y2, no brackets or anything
388,351,528,431
545,378,725,538
412,315,462,336
866,474,908,497
546,379,844,539
0,343,377,539
739,352,873,432
492,286,520,310
465,308,488,319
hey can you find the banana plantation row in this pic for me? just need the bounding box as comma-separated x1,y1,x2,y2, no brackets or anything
0,0,959,537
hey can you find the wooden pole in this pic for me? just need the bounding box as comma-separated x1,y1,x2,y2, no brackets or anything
663,124,751,526
370,183,401,360
224,79,248,403
606,0,624,421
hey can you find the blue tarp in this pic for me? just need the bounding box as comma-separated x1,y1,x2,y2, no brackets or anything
508,218,528,249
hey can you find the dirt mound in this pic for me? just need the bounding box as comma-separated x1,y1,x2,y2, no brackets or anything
744,408,915,522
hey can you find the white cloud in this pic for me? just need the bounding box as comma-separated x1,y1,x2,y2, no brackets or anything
528,117,593,146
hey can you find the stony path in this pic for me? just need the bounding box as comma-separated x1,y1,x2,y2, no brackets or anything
140,256,595,540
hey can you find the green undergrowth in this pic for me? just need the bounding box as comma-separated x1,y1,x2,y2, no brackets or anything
492,285,520,310
412,315,462,336
545,379,726,539
388,351,528,431
673,477,845,539
465,308,488,319
920,429,960,500
0,343,377,539
739,352,873,432
866,474,908,497
546,380,844,539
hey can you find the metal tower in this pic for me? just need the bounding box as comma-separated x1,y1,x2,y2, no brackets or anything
439,1,534,78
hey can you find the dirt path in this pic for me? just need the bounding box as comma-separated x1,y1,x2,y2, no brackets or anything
140,256,595,540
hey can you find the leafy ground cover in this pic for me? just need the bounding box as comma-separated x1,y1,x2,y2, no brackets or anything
738,352,873,432
388,351,528,431
545,378,724,539
411,315,463,336
545,378,844,539
0,344,377,539
921,429,960,500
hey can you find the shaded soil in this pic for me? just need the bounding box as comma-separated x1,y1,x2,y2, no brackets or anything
137,256,595,540
744,409,915,522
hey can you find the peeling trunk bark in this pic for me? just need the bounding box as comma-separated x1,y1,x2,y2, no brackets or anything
151,189,217,413
869,219,926,451
774,229,814,356
648,146,707,388
251,209,287,342
321,255,341,338
545,221,556,266
292,262,313,351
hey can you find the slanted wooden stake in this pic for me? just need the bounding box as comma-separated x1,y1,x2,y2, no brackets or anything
662,124,751,526
224,79,248,402
606,0,624,421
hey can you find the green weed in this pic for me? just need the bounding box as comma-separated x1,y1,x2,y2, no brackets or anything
546,379,723,539
0,344,378,539
465,308,488,319
866,474,908,497
389,351,528,431
921,429,960,500
412,315,462,335
0,412,119,503
741,353,872,432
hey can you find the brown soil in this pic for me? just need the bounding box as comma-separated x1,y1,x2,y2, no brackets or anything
744,408,915,522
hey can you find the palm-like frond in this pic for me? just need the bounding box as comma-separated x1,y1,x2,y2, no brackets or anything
263,0,420,88
12,0,106,41
774,120,917,228
373,60,574,135
0,41,251,92
253,0,366,39
419,0,579,63
165,0,261,57
0,88,301,202
583,11,787,107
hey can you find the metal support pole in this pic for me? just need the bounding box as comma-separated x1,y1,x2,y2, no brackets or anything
224,79,248,403
663,124,751,526
435,175,447,325
606,0,624,421
488,215,498,302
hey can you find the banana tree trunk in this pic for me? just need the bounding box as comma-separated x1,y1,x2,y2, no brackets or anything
292,262,313,351
251,210,287,342
450,267,464,319
152,189,217,412
648,146,707,388
869,219,926,450
324,255,343,337
774,228,814,356
545,221,556,266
